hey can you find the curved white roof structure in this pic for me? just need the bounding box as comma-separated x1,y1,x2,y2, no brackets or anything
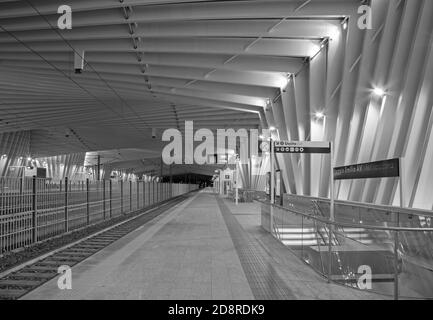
0,0,432,209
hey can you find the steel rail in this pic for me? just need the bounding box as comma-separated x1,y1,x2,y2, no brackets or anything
256,199,433,233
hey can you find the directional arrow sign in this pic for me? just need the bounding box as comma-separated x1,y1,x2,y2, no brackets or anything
274,141,331,154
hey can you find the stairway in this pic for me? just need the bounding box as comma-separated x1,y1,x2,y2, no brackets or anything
274,226,375,247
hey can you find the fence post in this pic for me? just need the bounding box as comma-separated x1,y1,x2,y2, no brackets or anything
120,180,124,214
32,176,37,243
102,179,106,220
144,182,147,206
394,230,399,300
169,165,173,198
327,223,333,283
137,181,140,208
130,180,132,212
109,179,112,218
394,211,400,300
86,178,90,225
65,177,69,232
153,181,155,204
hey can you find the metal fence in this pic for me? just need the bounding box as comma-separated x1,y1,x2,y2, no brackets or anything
0,177,197,255
259,199,433,300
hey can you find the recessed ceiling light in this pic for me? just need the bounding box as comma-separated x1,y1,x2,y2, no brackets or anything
315,112,325,119
373,88,386,97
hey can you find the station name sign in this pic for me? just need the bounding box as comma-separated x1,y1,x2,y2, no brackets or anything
334,158,400,180
274,141,331,154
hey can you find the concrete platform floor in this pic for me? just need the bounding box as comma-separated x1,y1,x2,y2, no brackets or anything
22,189,386,300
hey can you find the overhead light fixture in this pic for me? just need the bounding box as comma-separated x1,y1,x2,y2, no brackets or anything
373,87,386,97
342,17,349,30
74,50,85,74
315,111,325,120
269,126,276,131
320,38,328,49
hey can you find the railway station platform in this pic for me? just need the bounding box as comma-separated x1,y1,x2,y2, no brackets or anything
22,190,384,300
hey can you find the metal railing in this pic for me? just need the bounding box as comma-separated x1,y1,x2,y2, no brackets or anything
258,199,433,300
0,177,197,256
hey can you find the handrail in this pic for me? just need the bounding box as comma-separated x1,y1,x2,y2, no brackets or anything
284,193,433,218
256,199,433,233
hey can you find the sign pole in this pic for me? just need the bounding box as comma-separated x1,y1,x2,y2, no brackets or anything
394,157,405,300
330,142,335,222
328,142,334,283
270,137,275,235
271,138,275,205
235,157,239,205
219,170,223,195
399,157,405,209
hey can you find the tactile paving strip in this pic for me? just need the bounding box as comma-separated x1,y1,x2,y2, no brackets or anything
216,197,297,300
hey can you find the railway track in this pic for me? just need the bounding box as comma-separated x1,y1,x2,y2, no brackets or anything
0,193,192,300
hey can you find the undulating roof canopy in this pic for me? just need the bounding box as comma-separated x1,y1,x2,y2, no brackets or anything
1,0,433,208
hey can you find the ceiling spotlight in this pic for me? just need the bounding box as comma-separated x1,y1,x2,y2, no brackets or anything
27,157,32,161
320,38,328,49
269,126,276,131
341,17,349,30
373,88,386,97
315,111,325,120
343,21,348,30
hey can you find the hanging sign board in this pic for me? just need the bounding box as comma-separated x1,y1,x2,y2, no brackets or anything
274,141,331,154
334,158,400,180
